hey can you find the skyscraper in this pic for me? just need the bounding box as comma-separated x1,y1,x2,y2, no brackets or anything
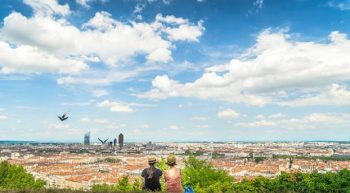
84,132,90,145
113,138,117,146
118,133,124,149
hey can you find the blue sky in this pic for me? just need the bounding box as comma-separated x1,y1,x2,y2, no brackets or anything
1,0,350,142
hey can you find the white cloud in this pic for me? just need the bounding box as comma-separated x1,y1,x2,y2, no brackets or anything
94,119,110,124
328,0,350,10
0,115,8,120
255,114,265,119
147,48,172,63
304,113,342,123
23,0,70,17
156,14,205,42
254,0,264,9
48,123,70,129
0,41,88,74
218,109,240,119
106,123,127,129
196,124,209,128
80,117,91,122
76,0,108,8
191,116,207,121
91,89,109,97
0,3,204,75
169,125,179,130
97,100,134,113
269,113,286,119
280,84,350,106
279,113,347,130
140,30,350,106
256,113,285,120
133,2,146,14
163,125,182,130
236,120,276,128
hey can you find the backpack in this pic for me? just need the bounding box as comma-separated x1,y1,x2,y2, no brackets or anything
184,186,194,193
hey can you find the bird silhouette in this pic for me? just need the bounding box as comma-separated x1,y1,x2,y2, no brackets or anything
58,113,68,121
98,138,109,144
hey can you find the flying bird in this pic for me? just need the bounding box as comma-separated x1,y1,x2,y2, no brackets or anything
58,113,68,121
98,138,109,144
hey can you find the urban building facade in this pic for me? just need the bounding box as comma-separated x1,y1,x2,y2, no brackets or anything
84,132,90,145
118,133,124,149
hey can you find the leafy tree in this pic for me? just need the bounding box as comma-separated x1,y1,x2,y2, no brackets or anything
155,157,168,192
182,156,234,193
0,161,45,190
116,176,132,191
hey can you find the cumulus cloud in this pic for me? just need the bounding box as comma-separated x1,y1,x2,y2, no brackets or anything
0,1,204,76
218,109,240,119
80,117,91,122
90,89,109,97
156,14,205,42
236,120,276,128
279,113,347,130
254,0,264,9
140,30,350,106
76,0,108,8
0,115,8,120
48,123,70,129
23,0,70,17
236,113,346,129
97,100,134,113
94,119,109,124
163,125,182,130
280,84,350,106
0,41,88,74
328,0,350,10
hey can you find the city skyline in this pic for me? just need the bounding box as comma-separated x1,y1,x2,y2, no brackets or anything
1,0,350,142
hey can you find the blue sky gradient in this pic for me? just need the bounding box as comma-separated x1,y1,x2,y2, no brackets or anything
0,0,350,142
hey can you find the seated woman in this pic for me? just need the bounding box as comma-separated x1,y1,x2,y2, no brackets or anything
141,156,163,192
165,154,183,193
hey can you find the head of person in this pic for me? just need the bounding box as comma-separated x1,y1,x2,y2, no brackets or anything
146,156,157,179
167,154,176,167
148,156,157,166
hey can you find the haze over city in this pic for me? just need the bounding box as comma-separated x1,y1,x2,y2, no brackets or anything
1,0,350,142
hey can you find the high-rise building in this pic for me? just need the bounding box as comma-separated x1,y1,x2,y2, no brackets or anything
118,133,124,149
84,132,90,145
113,138,117,146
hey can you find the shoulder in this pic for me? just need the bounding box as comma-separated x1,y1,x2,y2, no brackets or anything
156,168,163,175
141,168,147,176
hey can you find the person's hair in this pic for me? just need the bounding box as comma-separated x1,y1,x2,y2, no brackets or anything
146,163,156,179
167,161,176,167
167,154,176,166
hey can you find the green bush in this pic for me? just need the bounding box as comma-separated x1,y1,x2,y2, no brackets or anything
182,156,234,193
91,176,141,192
0,161,45,190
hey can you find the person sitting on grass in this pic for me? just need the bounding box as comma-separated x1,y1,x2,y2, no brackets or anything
141,156,163,192
165,154,183,193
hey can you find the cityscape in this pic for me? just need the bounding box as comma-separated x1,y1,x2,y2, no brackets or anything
1,134,350,189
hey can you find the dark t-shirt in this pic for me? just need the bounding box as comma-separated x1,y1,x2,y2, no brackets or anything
141,167,163,191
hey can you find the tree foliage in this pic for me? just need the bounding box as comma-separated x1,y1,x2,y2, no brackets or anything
0,161,45,190
91,176,141,192
182,156,234,193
